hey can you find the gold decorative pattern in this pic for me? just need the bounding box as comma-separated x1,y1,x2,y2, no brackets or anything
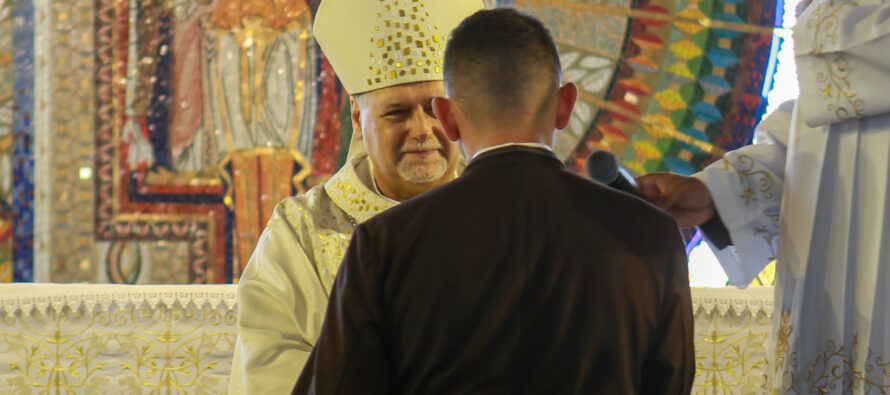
323,153,398,225
694,309,770,393
723,154,779,260
0,285,237,393
768,309,890,393
261,154,396,288
0,285,775,393
771,309,795,393
692,286,773,394
313,156,395,283
366,0,446,86
723,154,777,204
816,52,865,121
49,0,97,282
721,154,780,260
805,1,865,121
795,334,890,392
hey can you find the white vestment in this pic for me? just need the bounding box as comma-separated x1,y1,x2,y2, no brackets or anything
229,153,397,394
695,0,890,392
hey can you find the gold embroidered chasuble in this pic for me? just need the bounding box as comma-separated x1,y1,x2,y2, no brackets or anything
694,0,890,392
229,153,397,395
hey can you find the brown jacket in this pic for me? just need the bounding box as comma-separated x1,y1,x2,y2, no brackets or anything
295,147,694,394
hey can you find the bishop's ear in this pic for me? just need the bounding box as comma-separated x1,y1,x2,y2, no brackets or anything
432,96,461,142
350,96,363,139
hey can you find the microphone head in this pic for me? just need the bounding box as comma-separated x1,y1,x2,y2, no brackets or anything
585,150,620,184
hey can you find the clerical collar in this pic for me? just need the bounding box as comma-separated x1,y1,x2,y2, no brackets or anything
472,142,553,160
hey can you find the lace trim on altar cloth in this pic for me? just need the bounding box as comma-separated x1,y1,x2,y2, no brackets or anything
692,286,774,317
0,284,237,316
0,285,775,317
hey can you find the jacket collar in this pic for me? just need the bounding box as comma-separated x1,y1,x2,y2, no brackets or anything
465,145,564,175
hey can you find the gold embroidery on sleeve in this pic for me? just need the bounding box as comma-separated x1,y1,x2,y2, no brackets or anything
817,54,865,121
719,153,780,259
722,154,777,206
806,1,866,121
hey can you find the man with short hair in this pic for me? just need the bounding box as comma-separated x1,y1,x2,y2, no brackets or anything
295,9,695,394
229,1,482,393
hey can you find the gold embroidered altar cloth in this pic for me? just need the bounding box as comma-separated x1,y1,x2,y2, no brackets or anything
0,284,772,393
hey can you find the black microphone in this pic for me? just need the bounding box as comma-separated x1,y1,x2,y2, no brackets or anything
585,150,644,199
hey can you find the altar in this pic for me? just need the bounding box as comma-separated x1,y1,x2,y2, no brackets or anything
0,284,773,393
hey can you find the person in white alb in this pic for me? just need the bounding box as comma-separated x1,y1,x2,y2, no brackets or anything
637,0,890,392
228,1,483,393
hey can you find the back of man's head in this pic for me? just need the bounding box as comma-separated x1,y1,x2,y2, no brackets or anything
444,8,562,126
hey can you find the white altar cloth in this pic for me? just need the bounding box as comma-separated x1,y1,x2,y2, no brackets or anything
0,284,772,393
0,284,237,394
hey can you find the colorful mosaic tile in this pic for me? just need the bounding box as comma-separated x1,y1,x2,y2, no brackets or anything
0,0,12,282
512,0,777,177
46,0,96,283
12,0,35,282
90,0,333,283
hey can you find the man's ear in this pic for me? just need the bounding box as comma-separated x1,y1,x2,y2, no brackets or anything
555,82,578,131
350,96,363,139
432,96,461,142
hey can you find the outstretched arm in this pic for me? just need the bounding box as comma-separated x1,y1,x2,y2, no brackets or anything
637,101,795,287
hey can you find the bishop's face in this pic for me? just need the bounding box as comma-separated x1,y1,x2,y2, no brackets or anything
352,81,460,201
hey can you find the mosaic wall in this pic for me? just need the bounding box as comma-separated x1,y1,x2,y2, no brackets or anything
6,0,778,284
0,0,12,282
515,0,779,175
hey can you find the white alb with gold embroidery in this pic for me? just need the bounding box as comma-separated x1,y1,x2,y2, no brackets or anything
694,0,890,392
230,154,397,394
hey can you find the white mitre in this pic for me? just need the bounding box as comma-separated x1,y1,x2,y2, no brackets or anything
314,0,483,95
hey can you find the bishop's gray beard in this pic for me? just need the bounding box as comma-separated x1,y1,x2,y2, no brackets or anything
397,153,448,184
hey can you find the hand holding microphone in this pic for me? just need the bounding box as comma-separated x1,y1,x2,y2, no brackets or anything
585,150,717,229
585,150,644,199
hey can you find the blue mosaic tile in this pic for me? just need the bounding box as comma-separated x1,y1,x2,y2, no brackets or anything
690,102,724,124
700,74,733,95
664,156,696,175
706,47,740,68
12,0,34,282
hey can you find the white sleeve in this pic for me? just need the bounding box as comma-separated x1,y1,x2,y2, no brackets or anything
794,0,890,127
692,100,794,287
229,201,328,395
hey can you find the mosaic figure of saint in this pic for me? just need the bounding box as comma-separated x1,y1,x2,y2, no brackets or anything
118,0,316,278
